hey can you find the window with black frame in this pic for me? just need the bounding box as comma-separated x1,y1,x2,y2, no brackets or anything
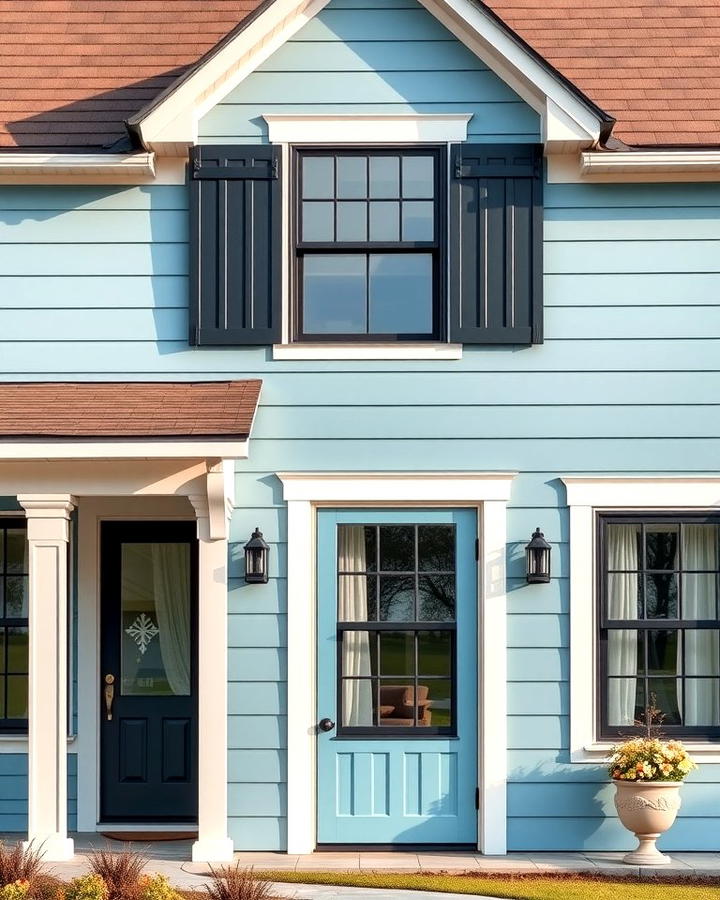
599,514,720,740
0,520,28,732
336,523,456,735
294,148,443,341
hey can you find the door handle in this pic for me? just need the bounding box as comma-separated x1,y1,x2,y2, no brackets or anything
318,717,335,732
104,674,115,721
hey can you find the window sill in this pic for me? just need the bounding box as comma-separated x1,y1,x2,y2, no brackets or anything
273,343,463,361
573,742,720,764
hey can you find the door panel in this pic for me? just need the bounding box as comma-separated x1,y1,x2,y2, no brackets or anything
100,522,198,822
317,509,477,844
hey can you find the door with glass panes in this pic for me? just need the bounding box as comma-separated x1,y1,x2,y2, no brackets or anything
317,509,478,844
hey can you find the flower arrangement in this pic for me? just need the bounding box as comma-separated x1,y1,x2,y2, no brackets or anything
609,736,696,782
608,694,697,783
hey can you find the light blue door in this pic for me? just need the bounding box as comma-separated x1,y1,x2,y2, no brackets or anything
317,509,478,844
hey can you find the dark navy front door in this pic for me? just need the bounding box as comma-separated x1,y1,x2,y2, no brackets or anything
100,522,198,822
317,509,478,844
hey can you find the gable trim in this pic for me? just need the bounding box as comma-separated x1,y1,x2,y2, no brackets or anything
264,113,472,144
129,0,608,155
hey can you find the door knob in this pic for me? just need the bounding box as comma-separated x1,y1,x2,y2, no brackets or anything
318,717,335,732
104,674,115,721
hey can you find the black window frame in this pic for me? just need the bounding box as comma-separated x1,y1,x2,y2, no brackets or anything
597,511,720,742
335,522,458,739
292,146,446,343
0,518,28,734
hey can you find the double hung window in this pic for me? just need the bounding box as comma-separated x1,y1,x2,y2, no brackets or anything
599,514,720,740
294,149,443,340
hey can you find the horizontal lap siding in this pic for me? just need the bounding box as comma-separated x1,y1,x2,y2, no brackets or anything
0,755,77,832
197,0,540,144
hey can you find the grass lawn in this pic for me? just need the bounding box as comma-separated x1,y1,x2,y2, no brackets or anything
254,870,719,900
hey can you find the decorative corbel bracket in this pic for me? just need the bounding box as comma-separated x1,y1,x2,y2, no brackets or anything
189,459,235,541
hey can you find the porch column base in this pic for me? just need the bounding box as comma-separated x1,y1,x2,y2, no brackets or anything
191,838,234,863
23,836,74,862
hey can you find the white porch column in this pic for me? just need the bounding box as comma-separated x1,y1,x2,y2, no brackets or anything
18,494,76,862
189,486,234,863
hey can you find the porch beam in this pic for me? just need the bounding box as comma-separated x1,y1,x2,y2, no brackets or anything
18,494,76,862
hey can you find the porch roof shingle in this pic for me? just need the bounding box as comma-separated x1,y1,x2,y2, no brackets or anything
0,381,262,439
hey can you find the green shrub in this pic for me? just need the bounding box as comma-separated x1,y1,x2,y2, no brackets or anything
0,881,31,900
65,875,108,900
137,875,178,900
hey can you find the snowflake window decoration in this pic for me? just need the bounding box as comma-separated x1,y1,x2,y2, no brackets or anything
125,613,159,655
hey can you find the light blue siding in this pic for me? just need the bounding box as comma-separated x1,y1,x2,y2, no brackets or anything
0,755,77,832
197,0,540,144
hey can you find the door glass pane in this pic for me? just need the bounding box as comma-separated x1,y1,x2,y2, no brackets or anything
337,157,367,198
418,525,454,572
368,253,433,334
424,678,451,728
378,679,417,727
379,526,415,572
379,631,414,676
303,156,334,198
418,630,451,675
338,575,377,622
303,254,366,334
418,574,455,621
379,575,414,621
342,678,375,726
121,542,191,697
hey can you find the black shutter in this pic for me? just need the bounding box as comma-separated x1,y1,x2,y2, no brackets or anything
449,144,543,344
189,144,281,346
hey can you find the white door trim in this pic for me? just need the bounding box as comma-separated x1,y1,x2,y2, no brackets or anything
277,472,515,855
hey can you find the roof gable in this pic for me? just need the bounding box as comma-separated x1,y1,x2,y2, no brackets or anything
130,0,606,153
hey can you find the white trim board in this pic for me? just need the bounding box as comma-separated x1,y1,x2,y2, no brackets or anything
0,439,248,460
278,471,515,855
129,0,603,154
264,114,472,145
548,152,720,184
563,476,720,764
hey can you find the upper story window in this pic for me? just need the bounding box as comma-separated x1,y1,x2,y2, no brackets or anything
188,142,542,349
0,520,28,732
598,514,720,741
294,149,443,341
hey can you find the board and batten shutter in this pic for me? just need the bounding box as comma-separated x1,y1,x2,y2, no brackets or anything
189,144,282,345
449,144,543,344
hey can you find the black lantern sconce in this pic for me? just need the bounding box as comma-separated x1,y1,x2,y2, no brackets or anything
244,527,270,584
525,527,551,584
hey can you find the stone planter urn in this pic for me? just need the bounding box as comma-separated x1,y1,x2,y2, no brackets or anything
613,780,682,865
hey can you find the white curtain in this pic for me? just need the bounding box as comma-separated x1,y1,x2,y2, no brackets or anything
607,525,640,726
153,543,191,696
339,526,373,726
680,525,720,726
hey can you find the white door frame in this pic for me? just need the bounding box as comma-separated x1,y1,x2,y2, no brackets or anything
277,472,515,855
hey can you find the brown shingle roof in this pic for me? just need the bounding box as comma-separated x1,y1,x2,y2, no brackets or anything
0,381,261,438
483,0,720,147
2,0,720,148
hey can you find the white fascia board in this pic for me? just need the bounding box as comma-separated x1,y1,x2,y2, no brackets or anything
264,114,472,144
0,439,249,460
581,150,720,176
419,0,601,151
134,0,332,152
0,153,155,179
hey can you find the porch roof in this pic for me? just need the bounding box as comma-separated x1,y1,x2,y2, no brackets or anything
0,380,261,439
